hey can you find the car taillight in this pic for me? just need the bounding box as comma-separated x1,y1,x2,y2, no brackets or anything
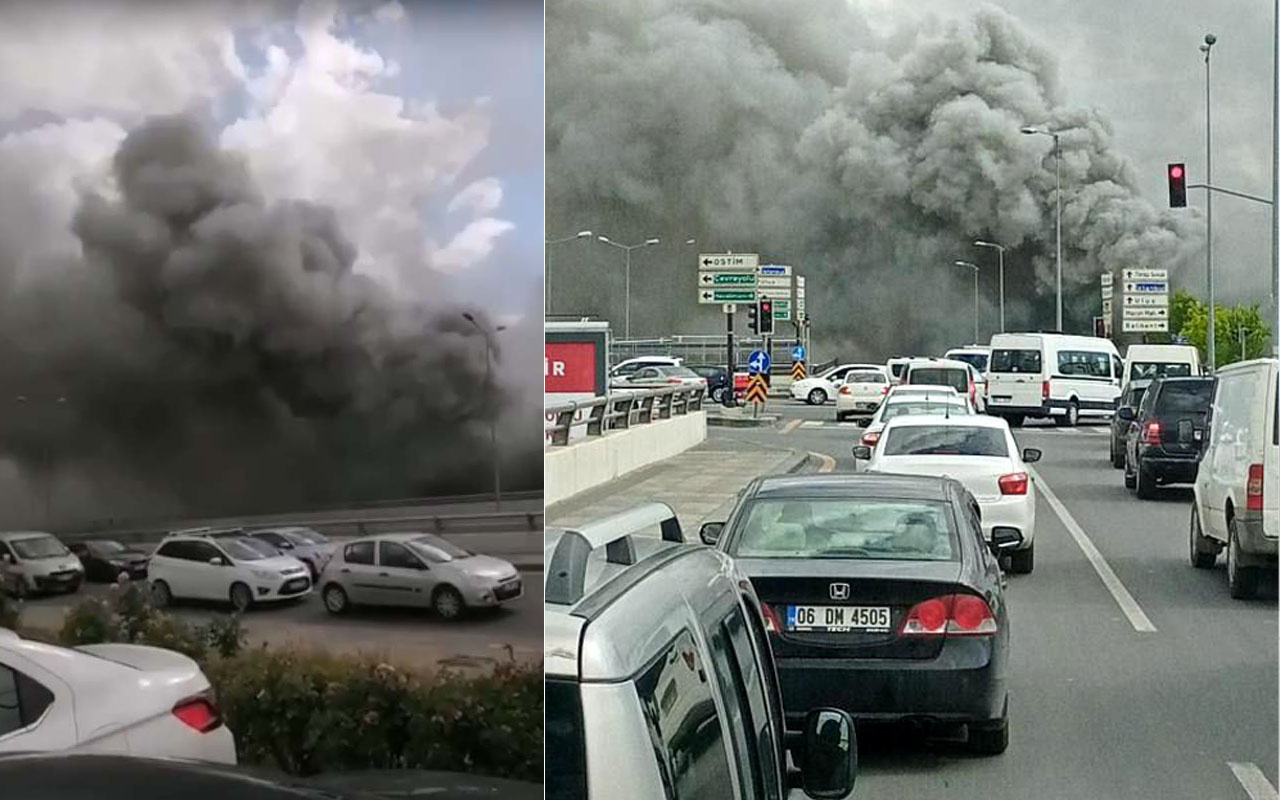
1042,380,1050,400
173,693,223,733
760,602,783,633
901,594,997,636
1143,421,1161,446
998,472,1029,495
839,386,852,396
861,431,880,446
1247,464,1264,511
667,378,683,384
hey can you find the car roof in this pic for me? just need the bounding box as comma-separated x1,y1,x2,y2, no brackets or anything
891,384,960,394
750,472,954,501
0,633,135,685
882,413,1008,430
906,357,971,369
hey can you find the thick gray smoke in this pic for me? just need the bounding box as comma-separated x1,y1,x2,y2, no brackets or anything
0,114,533,521
547,0,1204,357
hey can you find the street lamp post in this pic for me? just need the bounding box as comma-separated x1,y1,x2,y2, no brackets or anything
954,261,981,343
1021,126,1064,331
461,314,506,511
1202,34,1218,370
597,236,660,339
544,230,592,315
974,240,1007,333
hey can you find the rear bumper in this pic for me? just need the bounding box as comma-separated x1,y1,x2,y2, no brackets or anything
777,636,1006,729
1238,515,1278,564
834,397,882,414
978,494,1036,547
986,402,1050,418
1138,453,1201,484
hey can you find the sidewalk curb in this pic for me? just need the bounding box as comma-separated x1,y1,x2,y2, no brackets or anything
707,413,779,428
783,451,814,475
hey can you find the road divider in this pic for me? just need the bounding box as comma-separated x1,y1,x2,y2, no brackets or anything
1029,465,1157,633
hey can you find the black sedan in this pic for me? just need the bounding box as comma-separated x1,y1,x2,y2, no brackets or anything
68,540,150,582
1121,376,1216,498
1110,379,1151,469
700,472,1017,754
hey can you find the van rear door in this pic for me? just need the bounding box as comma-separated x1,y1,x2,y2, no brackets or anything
987,339,1044,410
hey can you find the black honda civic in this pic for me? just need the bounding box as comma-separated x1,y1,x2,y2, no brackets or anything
700,472,1016,754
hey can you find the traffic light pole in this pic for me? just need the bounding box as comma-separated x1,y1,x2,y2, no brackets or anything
1204,40,1216,371
725,308,735,407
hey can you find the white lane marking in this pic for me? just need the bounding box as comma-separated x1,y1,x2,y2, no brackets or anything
810,452,836,473
800,421,823,429
782,419,803,434
1229,762,1279,800
1028,465,1158,633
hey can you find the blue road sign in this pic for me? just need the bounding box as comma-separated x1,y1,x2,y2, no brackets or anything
748,350,771,375
791,345,806,361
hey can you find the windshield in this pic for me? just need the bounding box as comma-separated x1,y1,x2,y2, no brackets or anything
908,368,969,393
990,348,1043,373
10,536,69,560
731,499,958,562
1131,361,1193,380
1155,381,1214,415
948,352,989,371
882,401,968,420
883,425,1009,457
220,538,271,561
888,362,908,379
88,541,128,556
409,534,471,562
285,529,327,545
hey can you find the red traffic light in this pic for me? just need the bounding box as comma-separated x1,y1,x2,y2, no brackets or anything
1167,162,1187,208
760,299,772,313
1169,165,1183,179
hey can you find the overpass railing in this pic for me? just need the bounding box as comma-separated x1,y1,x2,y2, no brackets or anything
545,385,705,447
610,336,804,368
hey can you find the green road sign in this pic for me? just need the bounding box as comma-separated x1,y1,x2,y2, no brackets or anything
698,272,757,287
698,288,757,304
772,299,793,321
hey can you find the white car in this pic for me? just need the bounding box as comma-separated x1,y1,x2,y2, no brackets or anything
834,367,890,421
886,383,976,412
790,363,882,405
247,527,336,581
609,356,681,382
147,531,312,612
611,364,706,392
857,391,970,449
1191,358,1278,598
0,629,236,764
1123,343,1201,385
903,357,984,412
0,532,84,598
854,415,1039,574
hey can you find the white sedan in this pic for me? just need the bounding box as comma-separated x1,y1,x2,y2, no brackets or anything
0,630,236,763
790,363,882,405
854,415,1040,574
856,391,970,449
834,367,890,421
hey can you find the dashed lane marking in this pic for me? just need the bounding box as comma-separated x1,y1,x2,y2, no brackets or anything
782,419,803,434
1229,762,1279,800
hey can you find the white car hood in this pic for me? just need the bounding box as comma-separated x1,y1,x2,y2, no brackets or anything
20,554,82,575
871,455,1019,499
248,555,307,573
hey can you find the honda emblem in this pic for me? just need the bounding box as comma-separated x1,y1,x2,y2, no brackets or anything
829,582,850,601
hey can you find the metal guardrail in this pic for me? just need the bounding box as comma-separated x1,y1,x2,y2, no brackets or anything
544,385,706,446
611,336,804,368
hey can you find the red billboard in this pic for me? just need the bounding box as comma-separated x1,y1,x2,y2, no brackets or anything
545,341,598,394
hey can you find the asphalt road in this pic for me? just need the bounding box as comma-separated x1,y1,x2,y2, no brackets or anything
728,400,1277,800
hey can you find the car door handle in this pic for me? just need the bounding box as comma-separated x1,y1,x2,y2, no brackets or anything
340,568,350,573
379,572,389,577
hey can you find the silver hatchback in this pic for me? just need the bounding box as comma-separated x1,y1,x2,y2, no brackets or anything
318,532,522,619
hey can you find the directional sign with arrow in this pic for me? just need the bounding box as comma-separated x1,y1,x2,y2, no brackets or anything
699,272,756,286
699,253,760,270
748,349,771,375
698,288,757,304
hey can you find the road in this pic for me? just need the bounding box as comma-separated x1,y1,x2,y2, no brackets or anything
661,401,1279,798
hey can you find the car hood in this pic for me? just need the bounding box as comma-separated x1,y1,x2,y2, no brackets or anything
456,554,518,580
246,555,307,572
20,555,82,574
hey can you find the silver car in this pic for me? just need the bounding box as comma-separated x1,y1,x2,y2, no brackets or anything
0,531,84,597
318,532,522,619
247,527,335,580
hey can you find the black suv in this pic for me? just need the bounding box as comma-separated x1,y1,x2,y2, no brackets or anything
1110,380,1152,469
1119,376,1216,498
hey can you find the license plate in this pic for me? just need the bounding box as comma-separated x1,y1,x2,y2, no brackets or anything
992,396,1012,404
497,581,522,600
787,605,891,632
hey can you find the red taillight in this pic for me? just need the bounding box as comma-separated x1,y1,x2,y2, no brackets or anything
881,385,890,395
1143,421,1162,446
901,594,997,636
998,472,1029,495
1042,380,1050,400
173,694,222,733
839,386,852,396
1247,464,1264,511
761,602,783,634
861,431,880,446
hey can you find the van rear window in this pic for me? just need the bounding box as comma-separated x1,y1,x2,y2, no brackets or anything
990,349,1042,373
1132,362,1192,380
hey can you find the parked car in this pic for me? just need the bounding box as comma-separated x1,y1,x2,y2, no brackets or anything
1122,343,1201,385
320,533,522,619
246,527,335,581
611,364,706,392
854,415,1040,573
857,391,970,449
986,333,1122,427
0,629,236,764
1110,380,1152,468
700,474,1016,754
0,532,84,598
67,540,149,583
1190,358,1279,598
834,366,890,421
903,358,983,412
609,356,681,381
147,530,311,612
790,362,882,405
1120,376,1216,498
547,503,859,799
688,364,731,403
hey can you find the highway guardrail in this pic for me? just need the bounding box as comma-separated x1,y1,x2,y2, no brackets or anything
544,385,705,446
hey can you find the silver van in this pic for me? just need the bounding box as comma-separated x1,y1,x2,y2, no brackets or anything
0,531,84,598
545,503,858,799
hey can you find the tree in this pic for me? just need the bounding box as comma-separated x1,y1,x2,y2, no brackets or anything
1177,297,1272,368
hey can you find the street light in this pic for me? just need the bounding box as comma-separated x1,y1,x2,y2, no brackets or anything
974,240,1007,333
953,261,980,343
544,230,593,315
461,313,507,511
1201,33,1219,370
1022,125,1064,331
596,235,660,339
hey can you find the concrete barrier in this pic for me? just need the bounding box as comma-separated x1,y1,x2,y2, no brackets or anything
545,411,707,506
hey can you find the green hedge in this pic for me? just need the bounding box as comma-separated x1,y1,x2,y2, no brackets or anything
35,581,542,782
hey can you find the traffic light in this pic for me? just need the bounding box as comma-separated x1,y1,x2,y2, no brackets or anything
758,298,774,335
1167,163,1187,208
746,302,759,334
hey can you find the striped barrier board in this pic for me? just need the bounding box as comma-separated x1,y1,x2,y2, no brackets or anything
791,361,806,380
745,374,769,404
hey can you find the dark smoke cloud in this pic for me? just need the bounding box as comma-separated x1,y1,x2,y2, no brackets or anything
546,0,1204,358
0,114,534,522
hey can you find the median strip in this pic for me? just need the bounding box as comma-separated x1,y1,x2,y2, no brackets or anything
1029,465,1157,633
1229,762,1279,800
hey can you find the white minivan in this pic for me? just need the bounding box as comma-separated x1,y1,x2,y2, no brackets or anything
986,333,1122,427
1190,358,1279,599
1123,344,1201,385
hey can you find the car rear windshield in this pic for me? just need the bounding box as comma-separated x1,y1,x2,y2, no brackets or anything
88,541,127,556
882,401,967,420
10,536,68,560
1154,380,1214,415
546,678,587,800
883,425,1009,457
730,499,958,562
908,368,968,393
949,352,989,371
847,371,886,384
990,348,1042,373
1131,361,1192,380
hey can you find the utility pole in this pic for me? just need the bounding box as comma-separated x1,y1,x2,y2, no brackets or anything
1202,34,1218,370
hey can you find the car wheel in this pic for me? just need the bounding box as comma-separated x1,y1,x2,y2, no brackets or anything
1008,544,1034,575
1110,437,1126,469
229,582,254,612
322,583,350,615
1227,517,1259,599
969,699,1009,755
432,585,465,620
151,580,172,608
807,388,827,405
1135,460,1157,499
1006,415,1024,428
711,386,725,403
1189,504,1218,569
1056,400,1079,427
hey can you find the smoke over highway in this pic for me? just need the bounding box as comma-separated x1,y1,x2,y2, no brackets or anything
0,114,531,519
547,0,1204,357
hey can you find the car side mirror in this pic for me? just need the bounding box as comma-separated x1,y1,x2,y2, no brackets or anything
1,554,10,564
208,557,225,567
699,522,725,546
1117,407,1135,422
851,445,872,460
790,708,858,798
1021,448,1042,464
989,527,1024,557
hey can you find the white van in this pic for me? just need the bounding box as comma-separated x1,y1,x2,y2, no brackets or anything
1123,344,1201,385
1190,358,1279,598
986,333,1122,427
